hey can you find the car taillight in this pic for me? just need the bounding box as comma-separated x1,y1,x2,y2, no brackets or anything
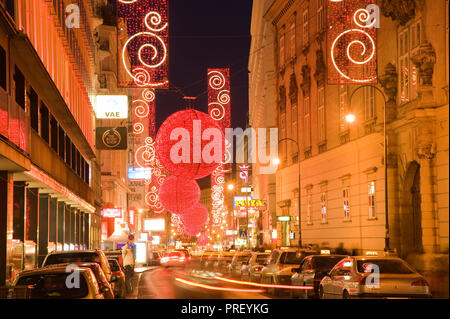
411,279,429,287
254,266,263,272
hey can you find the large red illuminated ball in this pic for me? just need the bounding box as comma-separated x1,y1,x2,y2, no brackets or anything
183,223,204,237
155,109,225,179
181,203,209,227
158,176,200,214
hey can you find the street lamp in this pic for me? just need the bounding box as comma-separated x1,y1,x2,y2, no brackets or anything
346,85,390,252
274,137,302,248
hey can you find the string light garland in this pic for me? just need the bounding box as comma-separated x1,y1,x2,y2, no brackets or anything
327,0,377,84
208,69,231,240
117,0,169,88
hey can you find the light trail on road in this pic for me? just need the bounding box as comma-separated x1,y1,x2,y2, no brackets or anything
214,276,315,290
175,277,266,293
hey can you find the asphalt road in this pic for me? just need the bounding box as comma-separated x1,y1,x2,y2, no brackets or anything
127,266,276,299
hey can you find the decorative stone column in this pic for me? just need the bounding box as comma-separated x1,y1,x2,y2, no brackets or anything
416,142,439,254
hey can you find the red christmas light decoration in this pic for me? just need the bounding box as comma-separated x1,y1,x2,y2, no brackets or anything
117,0,169,88
208,68,231,227
183,222,204,237
180,203,209,227
155,109,225,180
158,176,200,215
327,0,378,84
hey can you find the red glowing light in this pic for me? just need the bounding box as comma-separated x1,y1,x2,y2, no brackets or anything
158,176,201,214
175,278,266,293
214,276,315,290
117,0,169,88
155,109,225,180
327,0,377,84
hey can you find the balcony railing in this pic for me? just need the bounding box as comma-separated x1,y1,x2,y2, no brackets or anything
0,88,31,154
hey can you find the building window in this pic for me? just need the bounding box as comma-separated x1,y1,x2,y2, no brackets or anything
290,21,296,58
65,135,72,166
307,194,313,224
364,86,375,121
14,66,25,109
279,34,285,66
29,87,39,132
303,10,309,46
321,192,327,223
0,45,6,90
50,115,58,152
339,86,348,132
399,19,422,103
343,187,350,221
292,101,298,141
368,181,376,219
58,125,65,160
303,96,311,148
40,102,49,143
317,0,325,33
318,86,325,142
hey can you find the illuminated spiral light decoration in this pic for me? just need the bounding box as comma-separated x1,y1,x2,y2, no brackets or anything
117,1,169,88
327,1,377,84
207,69,231,232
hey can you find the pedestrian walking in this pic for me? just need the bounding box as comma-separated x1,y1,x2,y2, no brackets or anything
122,241,135,294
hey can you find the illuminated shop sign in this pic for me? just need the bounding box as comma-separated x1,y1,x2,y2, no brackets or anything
96,127,128,150
234,198,265,209
128,167,152,180
101,208,123,218
94,95,128,119
144,218,165,231
277,216,291,222
327,0,378,84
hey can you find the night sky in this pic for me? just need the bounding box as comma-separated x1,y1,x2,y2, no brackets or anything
155,0,253,132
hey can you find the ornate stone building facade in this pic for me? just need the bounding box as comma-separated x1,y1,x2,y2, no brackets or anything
250,0,448,296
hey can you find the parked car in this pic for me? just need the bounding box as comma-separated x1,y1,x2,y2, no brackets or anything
202,252,220,271
161,251,187,268
42,250,113,283
290,254,347,299
229,252,252,277
240,252,271,282
42,262,115,299
261,248,317,296
13,266,104,299
108,259,127,298
319,256,432,299
216,251,235,274
104,250,123,266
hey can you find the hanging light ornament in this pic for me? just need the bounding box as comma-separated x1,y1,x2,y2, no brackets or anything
158,176,200,214
180,203,209,227
155,109,225,179
183,222,204,237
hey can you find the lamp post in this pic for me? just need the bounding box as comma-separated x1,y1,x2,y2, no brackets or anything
227,183,236,248
274,138,302,248
346,85,390,252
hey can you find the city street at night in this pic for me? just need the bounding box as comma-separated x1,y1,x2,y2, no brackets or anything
0,0,449,314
